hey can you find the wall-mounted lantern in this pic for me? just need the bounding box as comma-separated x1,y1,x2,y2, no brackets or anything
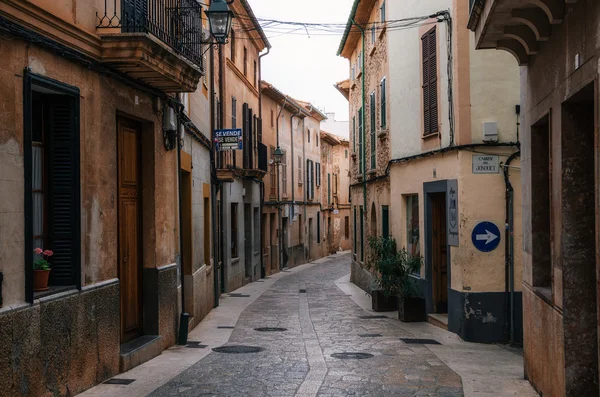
273,146,284,165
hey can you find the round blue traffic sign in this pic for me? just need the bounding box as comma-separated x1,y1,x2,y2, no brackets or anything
471,221,501,252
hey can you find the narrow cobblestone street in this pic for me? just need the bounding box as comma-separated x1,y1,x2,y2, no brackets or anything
149,253,463,397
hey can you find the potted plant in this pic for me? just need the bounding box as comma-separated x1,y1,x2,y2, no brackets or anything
33,247,53,292
367,237,426,322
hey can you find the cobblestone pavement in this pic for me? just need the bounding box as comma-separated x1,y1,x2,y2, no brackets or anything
149,253,463,397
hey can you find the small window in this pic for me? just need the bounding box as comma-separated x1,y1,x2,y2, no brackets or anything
230,30,236,62
232,96,237,129
345,216,350,239
308,129,311,143
271,109,274,127
316,133,319,147
231,203,238,258
298,156,303,185
253,60,257,87
380,1,386,22
371,27,376,44
345,149,348,159
406,195,420,257
243,47,248,76
380,77,387,128
317,211,321,242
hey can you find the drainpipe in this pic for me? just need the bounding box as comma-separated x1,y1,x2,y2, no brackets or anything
176,94,189,346
302,117,307,263
290,108,301,267
351,18,367,258
258,48,270,279
209,45,220,307
503,150,520,346
218,44,226,293
276,96,289,271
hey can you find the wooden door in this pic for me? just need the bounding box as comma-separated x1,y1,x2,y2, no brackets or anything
308,218,313,261
431,193,448,313
118,119,143,343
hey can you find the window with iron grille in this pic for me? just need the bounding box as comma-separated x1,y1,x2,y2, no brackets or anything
422,27,438,136
370,91,376,170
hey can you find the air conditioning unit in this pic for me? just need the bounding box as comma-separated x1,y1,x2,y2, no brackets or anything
482,121,498,142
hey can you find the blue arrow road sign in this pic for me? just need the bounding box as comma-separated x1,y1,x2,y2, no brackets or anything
471,221,501,252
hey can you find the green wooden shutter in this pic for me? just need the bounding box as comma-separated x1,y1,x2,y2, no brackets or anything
380,78,387,128
358,108,363,173
382,206,389,239
47,96,80,286
370,92,376,170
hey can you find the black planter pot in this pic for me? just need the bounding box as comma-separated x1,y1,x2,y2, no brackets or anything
371,290,398,312
398,297,426,322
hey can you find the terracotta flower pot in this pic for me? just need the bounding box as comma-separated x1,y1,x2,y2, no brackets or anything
33,269,51,292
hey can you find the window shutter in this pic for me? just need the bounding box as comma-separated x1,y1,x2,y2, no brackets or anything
382,206,389,239
122,0,147,31
243,103,249,168
422,32,430,135
429,31,438,133
47,96,80,286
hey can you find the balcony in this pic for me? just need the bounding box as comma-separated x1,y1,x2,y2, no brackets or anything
97,0,204,92
468,0,576,66
216,142,268,182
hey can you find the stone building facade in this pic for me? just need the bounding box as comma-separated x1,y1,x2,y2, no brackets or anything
320,131,352,254
471,0,600,395
338,0,524,344
260,82,329,272
213,1,270,292
0,0,214,394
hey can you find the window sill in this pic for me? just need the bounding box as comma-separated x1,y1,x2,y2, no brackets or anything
422,132,440,140
357,175,364,182
367,169,377,176
533,286,553,305
369,45,376,56
231,257,240,265
34,285,77,301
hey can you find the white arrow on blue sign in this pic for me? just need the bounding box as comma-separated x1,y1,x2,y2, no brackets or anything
471,221,501,252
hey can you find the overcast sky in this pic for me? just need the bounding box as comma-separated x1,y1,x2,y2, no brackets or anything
245,0,354,121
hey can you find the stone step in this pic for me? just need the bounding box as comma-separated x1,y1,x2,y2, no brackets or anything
428,313,449,331
120,335,163,372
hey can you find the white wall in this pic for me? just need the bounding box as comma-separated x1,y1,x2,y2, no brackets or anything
388,0,452,159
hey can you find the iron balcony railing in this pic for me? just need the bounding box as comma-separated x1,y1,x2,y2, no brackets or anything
97,0,204,70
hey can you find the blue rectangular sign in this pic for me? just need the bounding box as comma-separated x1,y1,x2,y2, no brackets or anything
215,129,243,151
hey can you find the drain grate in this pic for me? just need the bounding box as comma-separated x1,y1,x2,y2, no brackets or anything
187,341,207,349
254,327,288,332
359,333,382,338
104,378,135,385
299,289,307,293
358,315,388,319
217,326,235,329
212,345,265,354
331,352,374,360
400,338,441,345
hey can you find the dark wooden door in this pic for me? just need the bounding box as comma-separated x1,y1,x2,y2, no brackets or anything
118,119,143,343
431,193,448,313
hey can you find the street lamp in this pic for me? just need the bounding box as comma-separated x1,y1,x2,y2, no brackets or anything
205,0,235,45
273,146,284,165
